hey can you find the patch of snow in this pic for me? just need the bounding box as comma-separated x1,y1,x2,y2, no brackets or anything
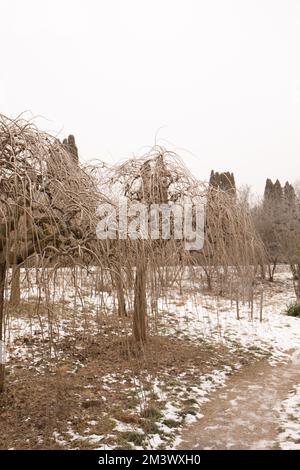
278,384,300,450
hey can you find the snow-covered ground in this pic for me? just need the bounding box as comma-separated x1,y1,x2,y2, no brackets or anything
157,269,300,449
160,270,300,364
3,267,300,449
278,383,300,450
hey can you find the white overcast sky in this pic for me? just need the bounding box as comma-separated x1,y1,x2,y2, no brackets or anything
1,0,300,193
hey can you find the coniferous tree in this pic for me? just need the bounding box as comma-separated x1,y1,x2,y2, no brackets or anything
256,178,300,296
63,135,79,163
279,181,300,296
284,181,296,203
263,178,274,204
209,170,236,196
255,179,283,281
273,179,283,203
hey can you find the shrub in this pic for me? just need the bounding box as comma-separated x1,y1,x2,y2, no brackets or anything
286,303,300,317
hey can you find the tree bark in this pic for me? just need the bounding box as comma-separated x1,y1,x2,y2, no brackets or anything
110,266,127,317
267,260,277,282
0,262,7,393
202,265,212,291
260,263,266,280
292,264,300,301
291,264,299,281
10,265,20,307
133,256,147,343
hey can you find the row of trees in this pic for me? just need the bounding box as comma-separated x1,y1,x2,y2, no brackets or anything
3,113,294,393
208,169,300,299
253,178,300,298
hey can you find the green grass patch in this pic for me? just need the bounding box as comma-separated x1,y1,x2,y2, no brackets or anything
286,303,300,318
141,406,162,420
118,431,144,446
163,419,181,428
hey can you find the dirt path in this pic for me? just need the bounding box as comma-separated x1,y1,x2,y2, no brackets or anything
178,353,300,450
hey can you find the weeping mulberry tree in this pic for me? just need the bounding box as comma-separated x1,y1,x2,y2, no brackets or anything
0,114,110,392
104,146,262,344
8,134,80,309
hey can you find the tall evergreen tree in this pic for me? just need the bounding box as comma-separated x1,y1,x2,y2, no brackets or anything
263,178,274,204
63,134,79,163
284,181,296,203
209,170,236,195
256,178,284,281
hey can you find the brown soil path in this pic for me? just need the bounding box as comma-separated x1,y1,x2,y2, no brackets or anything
178,354,300,450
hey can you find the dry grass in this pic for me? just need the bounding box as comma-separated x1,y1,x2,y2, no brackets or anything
0,328,250,450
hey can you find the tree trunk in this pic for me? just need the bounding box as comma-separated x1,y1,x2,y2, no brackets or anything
116,281,126,317
10,265,20,307
268,260,277,282
292,264,300,301
133,257,147,343
202,265,212,291
0,262,7,393
291,264,299,281
260,263,266,280
110,268,127,317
